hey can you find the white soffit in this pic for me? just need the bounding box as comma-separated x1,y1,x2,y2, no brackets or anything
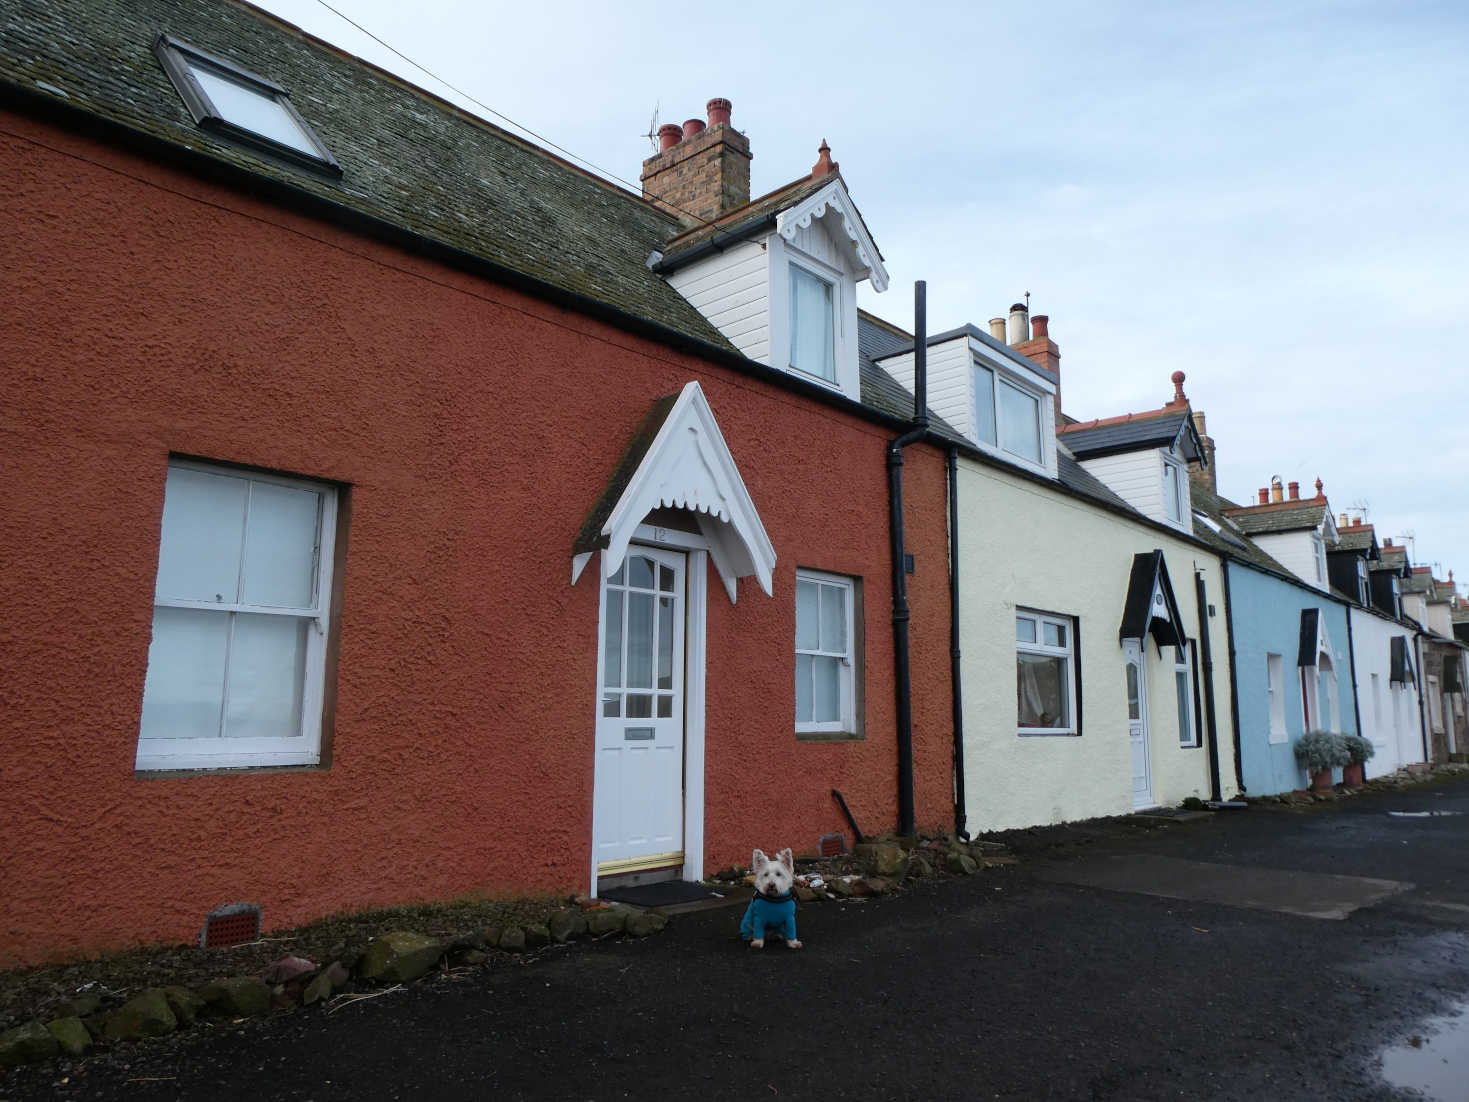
776,179,889,292
580,381,776,604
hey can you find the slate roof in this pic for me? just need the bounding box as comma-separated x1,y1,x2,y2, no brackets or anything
1334,528,1377,554
1187,483,1294,576
1223,500,1328,536
873,324,1060,386
1058,409,1199,462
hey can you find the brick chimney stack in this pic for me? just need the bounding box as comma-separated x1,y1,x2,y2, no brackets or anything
641,98,751,225
1012,311,1062,421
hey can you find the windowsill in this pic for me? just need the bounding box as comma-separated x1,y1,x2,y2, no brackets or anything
970,437,1050,478
1017,730,1080,738
1179,742,1202,750
134,762,326,779
796,729,864,743
787,364,841,390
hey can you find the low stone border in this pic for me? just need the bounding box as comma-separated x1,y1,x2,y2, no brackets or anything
0,902,664,1071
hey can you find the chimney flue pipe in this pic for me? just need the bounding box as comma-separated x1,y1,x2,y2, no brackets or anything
988,317,1006,342
1007,302,1029,346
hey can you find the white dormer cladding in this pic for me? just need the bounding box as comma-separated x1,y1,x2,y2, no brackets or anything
1074,440,1193,534
876,332,1058,478
1251,512,1338,594
661,177,887,404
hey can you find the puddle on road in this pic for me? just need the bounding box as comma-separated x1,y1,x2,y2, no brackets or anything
1387,811,1464,818
1380,1001,1469,1101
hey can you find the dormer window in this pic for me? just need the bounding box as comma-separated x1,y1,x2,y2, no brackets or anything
788,263,836,382
974,363,1043,465
1312,533,1327,584
153,34,341,177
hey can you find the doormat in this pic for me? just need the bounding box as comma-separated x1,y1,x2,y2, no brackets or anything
599,881,729,908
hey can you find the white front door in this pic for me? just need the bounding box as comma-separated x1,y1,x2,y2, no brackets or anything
593,545,686,874
1125,640,1153,809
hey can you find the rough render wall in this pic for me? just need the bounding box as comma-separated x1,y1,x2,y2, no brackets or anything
955,461,1237,834
0,112,953,964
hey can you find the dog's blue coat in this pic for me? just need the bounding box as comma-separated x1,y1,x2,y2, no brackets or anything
740,890,797,942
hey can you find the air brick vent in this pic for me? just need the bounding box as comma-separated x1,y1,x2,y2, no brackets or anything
199,902,262,949
819,832,846,858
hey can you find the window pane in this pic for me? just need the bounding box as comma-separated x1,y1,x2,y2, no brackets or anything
603,591,623,688
998,381,1041,462
1126,663,1140,720
657,596,674,690
626,593,653,688
789,266,835,381
795,653,813,723
188,63,319,154
1176,669,1192,744
602,694,620,717
1016,616,1036,644
629,556,655,590
241,480,320,608
1018,653,1069,728
608,561,625,586
1163,464,1181,522
820,584,847,654
139,606,229,740
224,613,307,739
795,580,820,650
657,695,673,718
154,466,247,603
973,365,996,445
1044,622,1066,648
813,656,842,722
626,694,653,719
659,565,675,593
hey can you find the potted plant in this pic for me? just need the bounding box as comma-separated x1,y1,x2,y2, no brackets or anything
1294,730,1349,791
1341,734,1375,788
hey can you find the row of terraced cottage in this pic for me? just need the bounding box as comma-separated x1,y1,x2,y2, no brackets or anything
3,0,1466,967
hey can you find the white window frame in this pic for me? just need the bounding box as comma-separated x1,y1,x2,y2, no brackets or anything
971,360,1047,473
1015,609,1079,736
786,257,839,385
1175,643,1198,747
1162,456,1186,525
1266,652,1287,743
795,569,857,737
135,459,337,771
1312,533,1327,585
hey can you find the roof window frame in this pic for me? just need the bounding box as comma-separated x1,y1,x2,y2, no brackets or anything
152,33,342,179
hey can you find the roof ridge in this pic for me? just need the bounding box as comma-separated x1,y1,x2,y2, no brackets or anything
1057,405,1181,433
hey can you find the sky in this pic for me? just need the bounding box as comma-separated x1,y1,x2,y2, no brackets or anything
254,0,1468,586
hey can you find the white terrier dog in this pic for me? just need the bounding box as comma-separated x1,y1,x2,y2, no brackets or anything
739,847,803,949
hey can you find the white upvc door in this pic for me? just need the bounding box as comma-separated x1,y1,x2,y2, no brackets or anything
593,545,686,873
1125,640,1153,809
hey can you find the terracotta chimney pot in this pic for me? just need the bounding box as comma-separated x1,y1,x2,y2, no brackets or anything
1315,477,1324,498
1031,315,1050,339
988,317,1007,342
1258,488,1269,505
706,98,732,127
682,118,706,140
1288,481,1300,501
657,123,681,151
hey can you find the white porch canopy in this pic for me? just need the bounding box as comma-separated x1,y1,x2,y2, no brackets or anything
572,381,776,603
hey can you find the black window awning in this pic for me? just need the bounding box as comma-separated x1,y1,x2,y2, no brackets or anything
1119,549,1186,653
1390,636,1415,685
1298,608,1321,668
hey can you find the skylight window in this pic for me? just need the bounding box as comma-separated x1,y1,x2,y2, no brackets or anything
153,34,341,177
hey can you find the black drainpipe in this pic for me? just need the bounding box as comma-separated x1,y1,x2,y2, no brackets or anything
1345,608,1364,741
1220,563,1245,791
1194,570,1222,802
888,281,928,837
947,446,968,839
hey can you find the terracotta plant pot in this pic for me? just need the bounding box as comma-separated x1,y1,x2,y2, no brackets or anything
1311,767,1334,792
1343,762,1365,788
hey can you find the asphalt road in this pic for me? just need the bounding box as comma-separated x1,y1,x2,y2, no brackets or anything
7,777,1469,1101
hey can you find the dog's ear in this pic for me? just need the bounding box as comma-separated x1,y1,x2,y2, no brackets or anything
751,848,767,872
778,847,794,872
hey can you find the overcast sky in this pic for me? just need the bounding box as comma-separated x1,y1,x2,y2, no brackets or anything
255,0,1467,586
